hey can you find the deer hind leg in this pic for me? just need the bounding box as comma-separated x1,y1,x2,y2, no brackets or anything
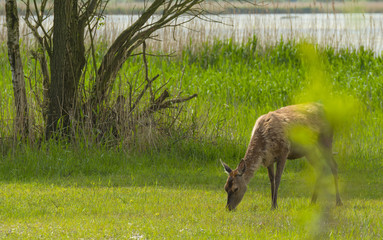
320,134,343,206
267,164,275,208
272,153,288,209
308,162,323,205
325,151,343,206
306,150,342,206
305,152,322,205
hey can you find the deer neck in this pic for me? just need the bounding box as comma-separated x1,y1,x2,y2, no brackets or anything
242,136,264,184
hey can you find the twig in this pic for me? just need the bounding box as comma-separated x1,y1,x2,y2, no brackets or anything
130,74,160,114
154,78,171,96
169,105,184,130
142,41,155,103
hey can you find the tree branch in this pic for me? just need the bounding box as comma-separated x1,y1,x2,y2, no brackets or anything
22,0,53,57
129,74,160,114
141,92,198,117
92,0,206,106
79,0,102,25
142,41,155,104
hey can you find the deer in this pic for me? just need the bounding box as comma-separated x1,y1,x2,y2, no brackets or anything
220,103,343,210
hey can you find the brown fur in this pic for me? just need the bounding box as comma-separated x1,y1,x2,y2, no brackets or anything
222,103,342,210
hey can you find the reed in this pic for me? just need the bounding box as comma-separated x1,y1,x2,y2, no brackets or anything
2,12,382,56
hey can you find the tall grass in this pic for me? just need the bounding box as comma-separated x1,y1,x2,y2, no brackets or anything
1,35,382,172
0,10,382,170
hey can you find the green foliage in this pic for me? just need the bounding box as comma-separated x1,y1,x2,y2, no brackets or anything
1,35,382,238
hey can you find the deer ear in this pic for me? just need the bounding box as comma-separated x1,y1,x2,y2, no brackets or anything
220,159,232,174
237,159,246,175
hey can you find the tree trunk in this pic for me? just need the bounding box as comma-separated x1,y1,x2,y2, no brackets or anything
5,0,29,138
46,0,86,138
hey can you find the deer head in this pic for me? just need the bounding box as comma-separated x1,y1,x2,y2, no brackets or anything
221,159,247,211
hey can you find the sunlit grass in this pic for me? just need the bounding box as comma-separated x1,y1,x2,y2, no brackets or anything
0,137,382,238
1,172,382,239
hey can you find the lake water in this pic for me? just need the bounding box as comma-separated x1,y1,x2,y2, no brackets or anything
1,13,382,54
96,13,383,55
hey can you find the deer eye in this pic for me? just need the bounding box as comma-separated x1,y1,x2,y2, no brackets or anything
233,187,238,193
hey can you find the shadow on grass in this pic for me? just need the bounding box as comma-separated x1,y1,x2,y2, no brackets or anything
1,144,381,201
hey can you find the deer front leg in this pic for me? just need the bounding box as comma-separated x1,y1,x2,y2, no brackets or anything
273,157,287,209
267,164,275,207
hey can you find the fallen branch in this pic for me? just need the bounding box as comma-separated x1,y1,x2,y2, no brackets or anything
142,90,197,116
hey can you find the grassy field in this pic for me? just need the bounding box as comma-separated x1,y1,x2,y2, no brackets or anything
1,182,382,238
1,13,383,239
1,149,382,239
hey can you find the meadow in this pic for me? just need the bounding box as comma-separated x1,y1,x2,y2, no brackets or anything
1,11,383,239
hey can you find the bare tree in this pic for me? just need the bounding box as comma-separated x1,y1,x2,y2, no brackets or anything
19,0,202,140
5,0,29,138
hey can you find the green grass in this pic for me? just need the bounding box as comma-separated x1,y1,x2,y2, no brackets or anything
1,185,378,238
1,151,382,239
1,35,383,238
0,138,382,238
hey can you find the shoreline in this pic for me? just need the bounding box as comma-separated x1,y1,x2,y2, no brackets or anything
0,2,383,15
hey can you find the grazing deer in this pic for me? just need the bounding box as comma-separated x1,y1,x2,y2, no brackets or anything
221,103,343,210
